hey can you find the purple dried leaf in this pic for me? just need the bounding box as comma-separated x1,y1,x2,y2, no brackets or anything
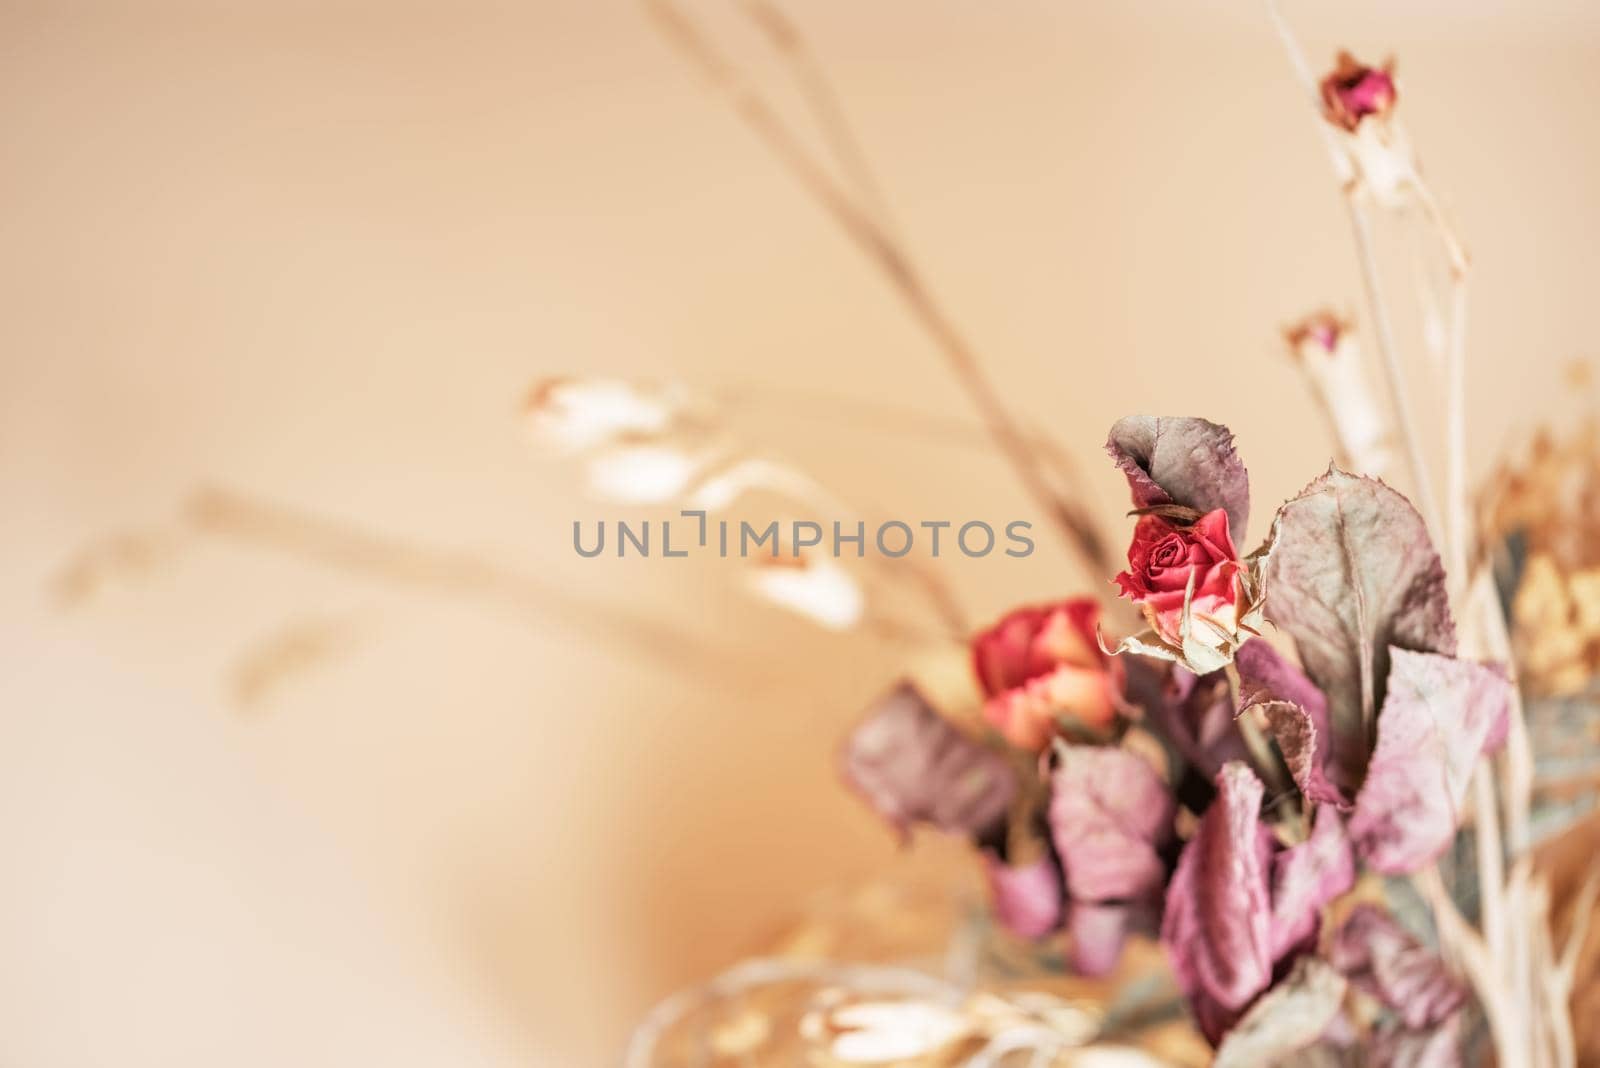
982,853,1064,941
840,682,1016,842
1347,650,1513,873
1263,468,1456,788
1048,744,1174,903
1329,904,1466,1030
1162,762,1275,1040
1268,805,1355,960
1152,668,1253,781
1106,416,1251,540
1211,957,1348,1068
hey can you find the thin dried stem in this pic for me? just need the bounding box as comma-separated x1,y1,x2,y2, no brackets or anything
646,0,1113,578
1344,197,1444,535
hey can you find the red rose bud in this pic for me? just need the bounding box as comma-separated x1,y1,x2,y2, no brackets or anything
1320,52,1396,132
1114,510,1243,651
971,599,1124,751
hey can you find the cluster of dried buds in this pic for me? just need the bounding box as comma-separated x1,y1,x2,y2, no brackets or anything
1482,422,1600,695
844,416,1512,1064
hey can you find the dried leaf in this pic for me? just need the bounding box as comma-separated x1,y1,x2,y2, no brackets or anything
1212,957,1347,1068
983,854,1064,941
1347,650,1512,873
1161,762,1275,1042
1263,468,1455,786
1328,904,1465,1030
1106,416,1251,540
1066,901,1134,978
1260,702,1348,809
840,683,1016,842
1268,806,1354,959
1048,744,1174,904
1150,668,1252,781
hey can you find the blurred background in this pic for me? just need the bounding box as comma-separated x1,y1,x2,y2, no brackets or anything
4,1,1600,1064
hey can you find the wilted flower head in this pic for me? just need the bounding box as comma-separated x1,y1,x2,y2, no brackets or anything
1284,310,1393,477
747,552,864,631
1320,52,1396,132
524,377,685,454
1285,309,1347,359
971,599,1124,750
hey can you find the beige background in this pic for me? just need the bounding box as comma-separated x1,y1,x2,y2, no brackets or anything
3,1,1599,1064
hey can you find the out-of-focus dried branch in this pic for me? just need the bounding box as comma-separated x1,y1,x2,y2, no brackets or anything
645,0,1114,580
231,614,364,711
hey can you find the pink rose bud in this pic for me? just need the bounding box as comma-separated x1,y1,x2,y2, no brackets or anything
1113,510,1243,651
1320,52,1396,132
1285,310,1347,358
971,599,1124,751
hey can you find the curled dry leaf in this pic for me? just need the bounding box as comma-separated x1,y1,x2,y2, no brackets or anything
840,682,1016,843
1161,762,1275,1043
1347,649,1512,873
1106,416,1251,540
1162,762,1354,1048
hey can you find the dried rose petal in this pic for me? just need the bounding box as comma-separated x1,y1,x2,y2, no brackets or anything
840,682,1016,842
1320,53,1397,132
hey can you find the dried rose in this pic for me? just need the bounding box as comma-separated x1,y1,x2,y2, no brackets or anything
1320,53,1397,132
1316,53,1415,203
972,599,1124,750
1112,510,1264,674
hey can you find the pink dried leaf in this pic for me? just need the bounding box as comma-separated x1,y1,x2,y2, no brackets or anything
1211,957,1348,1068
1067,901,1134,978
1048,743,1174,904
1260,701,1349,809
1347,650,1512,873
1152,668,1252,780
840,682,1016,842
1268,805,1355,960
1161,762,1275,1042
982,854,1064,941
1329,904,1465,1031
1263,468,1455,784
1106,416,1251,541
